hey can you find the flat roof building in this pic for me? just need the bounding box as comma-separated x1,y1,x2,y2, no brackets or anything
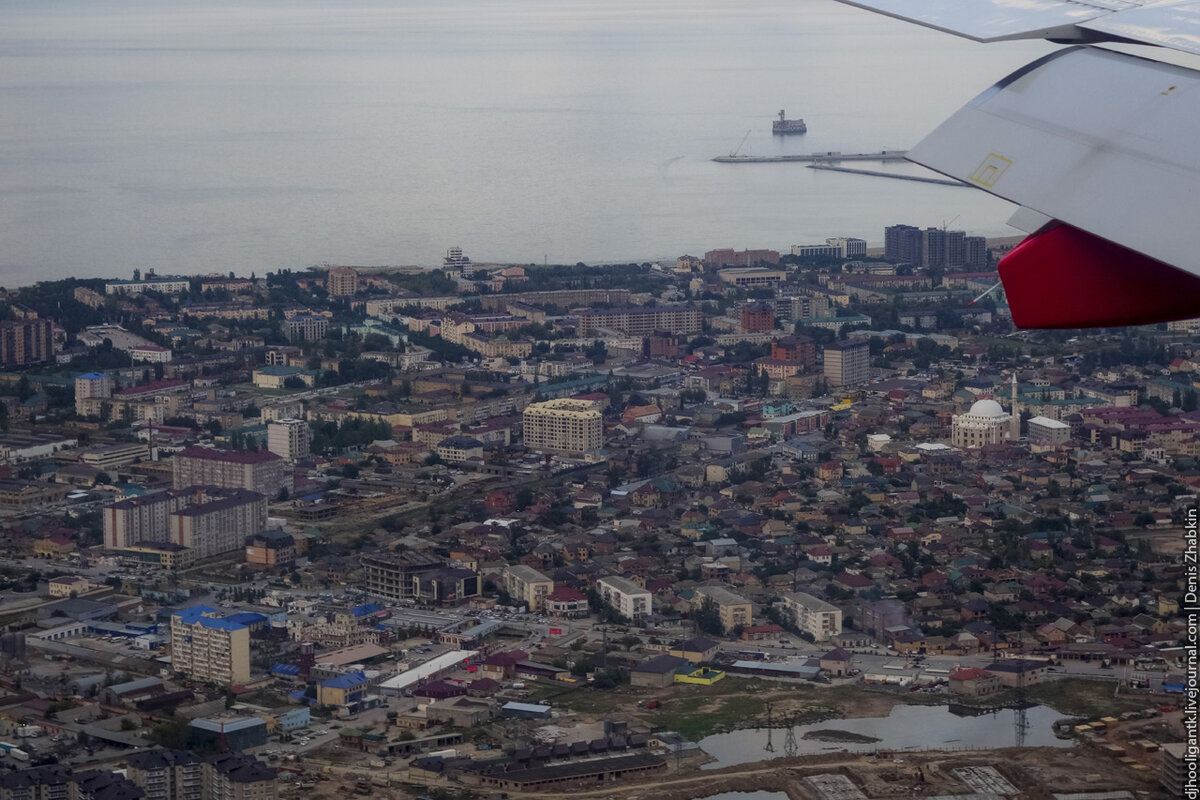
169,606,255,687
523,399,603,457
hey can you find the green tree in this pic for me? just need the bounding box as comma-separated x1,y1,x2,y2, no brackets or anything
693,597,724,637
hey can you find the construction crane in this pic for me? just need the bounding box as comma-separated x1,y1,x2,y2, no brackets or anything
729,129,751,158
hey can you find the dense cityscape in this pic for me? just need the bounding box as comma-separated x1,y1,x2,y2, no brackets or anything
0,230,1193,800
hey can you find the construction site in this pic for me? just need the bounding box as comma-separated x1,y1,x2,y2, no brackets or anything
279,697,1185,800
286,741,1171,800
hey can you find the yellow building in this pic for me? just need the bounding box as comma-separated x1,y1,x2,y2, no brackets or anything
118,542,196,570
316,671,369,707
48,576,92,597
674,667,726,686
522,399,603,456
502,564,554,611
327,266,359,296
694,585,752,633
169,606,252,687
33,535,76,558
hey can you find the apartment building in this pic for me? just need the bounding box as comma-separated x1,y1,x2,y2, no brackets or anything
502,565,554,612
169,606,254,686
694,585,752,633
597,576,651,622
104,486,267,558
127,749,277,800
477,288,631,312
172,446,292,498
326,266,359,296
282,314,329,343
266,419,310,461
782,592,843,641
245,530,296,569
106,277,191,295
822,339,869,387
126,749,205,800
522,399,603,456
74,372,114,416
0,319,53,367
76,378,191,423
169,490,268,559
577,305,702,337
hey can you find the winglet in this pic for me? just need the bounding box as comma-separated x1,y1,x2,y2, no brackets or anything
999,224,1200,328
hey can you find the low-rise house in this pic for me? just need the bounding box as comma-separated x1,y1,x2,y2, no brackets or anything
669,637,719,664
631,655,689,688
949,667,1002,696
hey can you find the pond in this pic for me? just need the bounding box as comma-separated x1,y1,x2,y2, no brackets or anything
699,703,1072,769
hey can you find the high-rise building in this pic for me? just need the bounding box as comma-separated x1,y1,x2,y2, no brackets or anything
822,339,869,387
964,235,988,268
921,227,948,268
172,446,292,498
103,486,267,559
0,319,53,367
889,225,974,268
740,301,776,332
884,224,922,264
126,749,206,800
523,399,604,456
282,314,329,343
74,372,114,416
326,266,359,297
169,606,254,686
266,419,310,462
444,246,470,272
771,335,816,368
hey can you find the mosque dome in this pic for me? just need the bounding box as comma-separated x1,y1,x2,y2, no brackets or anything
967,398,1006,418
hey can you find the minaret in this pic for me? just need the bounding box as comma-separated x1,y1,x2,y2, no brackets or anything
1009,373,1020,440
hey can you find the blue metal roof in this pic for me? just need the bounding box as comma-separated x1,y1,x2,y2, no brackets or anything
172,605,252,632
320,671,367,689
272,664,301,676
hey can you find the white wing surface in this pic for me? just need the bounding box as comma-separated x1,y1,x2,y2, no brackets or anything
908,46,1200,280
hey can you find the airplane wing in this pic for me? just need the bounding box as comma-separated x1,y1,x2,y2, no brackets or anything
837,0,1200,327
834,0,1147,44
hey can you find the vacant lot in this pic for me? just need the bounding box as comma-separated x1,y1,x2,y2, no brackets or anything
1026,678,1155,718
540,678,925,739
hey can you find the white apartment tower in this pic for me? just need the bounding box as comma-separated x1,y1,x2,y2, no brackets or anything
267,419,310,461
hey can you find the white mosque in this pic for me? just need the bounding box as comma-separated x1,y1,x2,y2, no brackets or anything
951,375,1020,448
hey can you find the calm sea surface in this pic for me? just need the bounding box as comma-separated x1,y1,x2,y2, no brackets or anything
0,0,1052,283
